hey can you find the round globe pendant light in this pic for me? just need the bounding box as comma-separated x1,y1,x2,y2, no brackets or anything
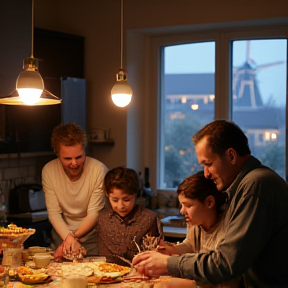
111,0,133,107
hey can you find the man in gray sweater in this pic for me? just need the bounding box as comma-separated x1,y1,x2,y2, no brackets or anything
133,120,288,288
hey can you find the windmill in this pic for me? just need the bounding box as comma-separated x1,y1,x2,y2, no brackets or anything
232,40,284,108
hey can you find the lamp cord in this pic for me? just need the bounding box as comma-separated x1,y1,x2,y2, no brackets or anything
30,0,35,58
120,0,123,69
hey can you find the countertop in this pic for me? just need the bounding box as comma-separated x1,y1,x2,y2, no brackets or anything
7,211,49,223
162,226,187,238
161,215,187,239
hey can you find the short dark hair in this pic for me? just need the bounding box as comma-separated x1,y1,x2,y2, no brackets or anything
51,122,87,154
177,171,227,212
192,120,251,156
104,167,139,196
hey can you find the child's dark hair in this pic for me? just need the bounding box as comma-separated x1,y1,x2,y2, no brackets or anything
104,167,139,195
177,171,227,213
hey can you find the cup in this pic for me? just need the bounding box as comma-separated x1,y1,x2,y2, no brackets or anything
91,128,109,140
32,254,53,268
62,275,87,288
2,248,23,267
0,267,9,288
22,250,30,263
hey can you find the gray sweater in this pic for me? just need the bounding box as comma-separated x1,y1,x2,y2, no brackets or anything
167,156,288,288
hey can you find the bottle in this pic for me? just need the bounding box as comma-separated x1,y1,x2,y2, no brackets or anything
144,167,154,208
144,167,150,188
0,190,7,226
138,172,144,197
137,172,146,208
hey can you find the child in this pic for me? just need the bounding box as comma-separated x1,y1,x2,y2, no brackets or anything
134,171,244,287
96,166,162,266
157,170,227,255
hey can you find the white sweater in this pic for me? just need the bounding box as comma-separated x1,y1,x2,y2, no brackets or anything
42,156,108,240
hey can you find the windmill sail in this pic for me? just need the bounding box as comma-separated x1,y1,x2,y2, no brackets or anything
233,40,284,108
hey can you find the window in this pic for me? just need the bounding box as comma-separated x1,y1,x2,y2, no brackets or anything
161,42,216,188
232,39,286,178
155,25,288,189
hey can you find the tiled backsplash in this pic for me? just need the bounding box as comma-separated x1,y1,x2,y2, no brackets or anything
0,153,55,210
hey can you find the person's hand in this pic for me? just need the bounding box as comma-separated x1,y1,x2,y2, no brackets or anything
132,250,169,277
156,239,177,256
63,234,87,259
54,243,64,261
63,233,81,253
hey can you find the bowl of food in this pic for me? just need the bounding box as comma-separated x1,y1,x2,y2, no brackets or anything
28,246,47,256
32,254,53,268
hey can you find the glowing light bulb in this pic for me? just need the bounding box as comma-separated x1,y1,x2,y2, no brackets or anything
111,93,132,107
17,88,43,105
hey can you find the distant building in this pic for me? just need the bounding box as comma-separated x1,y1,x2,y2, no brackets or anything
164,70,284,150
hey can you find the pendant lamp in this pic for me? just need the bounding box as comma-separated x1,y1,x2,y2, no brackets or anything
0,0,61,106
111,0,133,107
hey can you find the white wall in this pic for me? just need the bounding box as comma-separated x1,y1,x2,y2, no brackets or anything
1,0,288,191
33,0,288,176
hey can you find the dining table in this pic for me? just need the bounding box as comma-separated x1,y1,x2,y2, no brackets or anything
3,261,241,288
6,275,197,288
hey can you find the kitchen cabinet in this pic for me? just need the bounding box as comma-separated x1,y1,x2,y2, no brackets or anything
34,28,84,98
0,28,85,155
35,28,86,131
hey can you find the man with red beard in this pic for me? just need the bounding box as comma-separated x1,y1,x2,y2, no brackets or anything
42,122,108,259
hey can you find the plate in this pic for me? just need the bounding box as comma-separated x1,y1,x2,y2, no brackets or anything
17,266,50,284
91,262,131,279
87,275,122,284
19,274,51,284
61,263,94,277
0,227,36,248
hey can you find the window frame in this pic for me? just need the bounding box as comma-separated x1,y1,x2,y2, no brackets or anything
127,19,288,192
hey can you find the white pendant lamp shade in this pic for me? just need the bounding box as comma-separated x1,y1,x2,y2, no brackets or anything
111,69,132,107
0,56,61,106
16,58,44,105
0,89,61,106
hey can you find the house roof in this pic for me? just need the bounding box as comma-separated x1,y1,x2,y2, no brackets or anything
165,71,264,108
164,73,282,130
233,108,282,129
164,74,214,95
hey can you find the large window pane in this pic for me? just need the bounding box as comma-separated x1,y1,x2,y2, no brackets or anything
232,39,287,179
160,42,215,189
